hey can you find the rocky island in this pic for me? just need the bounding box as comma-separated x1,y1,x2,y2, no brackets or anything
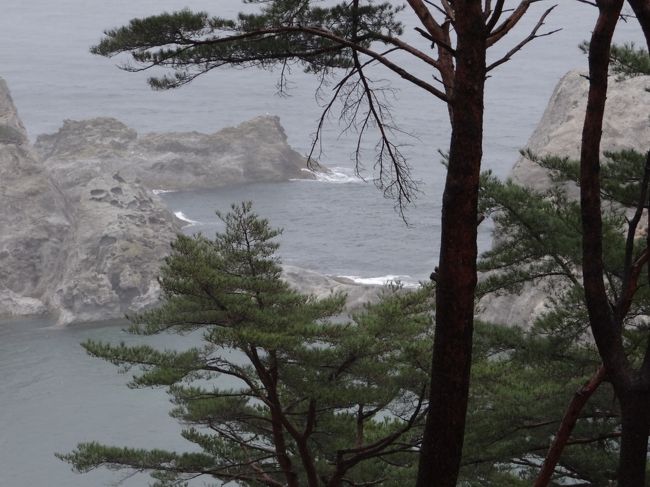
0,78,353,325
34,115,321,191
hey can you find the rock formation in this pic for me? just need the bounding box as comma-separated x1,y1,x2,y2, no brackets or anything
0,78,350,326
282,265,383,311
44,172,181,325
478,71,650,327
0,78,181,325
35,116,320,191
0,78,69,316
512,70,650,191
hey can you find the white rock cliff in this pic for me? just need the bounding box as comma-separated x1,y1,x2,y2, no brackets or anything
0,79,181,325
478,71,650,326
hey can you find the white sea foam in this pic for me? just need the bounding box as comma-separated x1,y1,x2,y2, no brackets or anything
174,211,201,226
339,275,419,288
292,167,362,184
152,189,177,195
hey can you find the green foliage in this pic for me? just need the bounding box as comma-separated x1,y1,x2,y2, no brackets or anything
461,322,620,486
91,2,403,90
473,149,650,484
58,202,629,486
59,202,431,486
478,151,650,327
580,41,650,79
478,170,584,298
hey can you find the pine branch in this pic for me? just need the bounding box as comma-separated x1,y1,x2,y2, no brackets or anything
533,365,607,487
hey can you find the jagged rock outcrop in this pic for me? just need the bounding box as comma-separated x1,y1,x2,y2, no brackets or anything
282,265,383,311
35,116,319,191
0,78,181,325
478,71,650,327
0,78,70,316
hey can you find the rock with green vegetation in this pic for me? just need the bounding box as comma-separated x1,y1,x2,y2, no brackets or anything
511,70,650,194
479,67,650,327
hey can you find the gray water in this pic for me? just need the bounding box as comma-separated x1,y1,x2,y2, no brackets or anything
0,1,646,485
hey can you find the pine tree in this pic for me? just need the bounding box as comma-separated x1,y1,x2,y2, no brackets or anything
58,202,634,485
461,322,621,486
58,203,432,487
475,145,650,484
89,3,557,482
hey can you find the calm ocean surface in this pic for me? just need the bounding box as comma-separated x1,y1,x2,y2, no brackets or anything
0,1,645,485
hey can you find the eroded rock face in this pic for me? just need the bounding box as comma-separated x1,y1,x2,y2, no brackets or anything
478,71,650,327
512,71,650,190
0,77,332,325
45,173,180,325
0,78,181,325
35,116,318,191
0,79,69,315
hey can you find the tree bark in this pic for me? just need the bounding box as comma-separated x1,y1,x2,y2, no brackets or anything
416,3,487,486
533,366,606,487
580,0,627,382
578,1,650,485
617,390,650,487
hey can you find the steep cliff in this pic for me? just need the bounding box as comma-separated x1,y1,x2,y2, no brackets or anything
0,78,69,316
0,78,181,325
478,71,650,326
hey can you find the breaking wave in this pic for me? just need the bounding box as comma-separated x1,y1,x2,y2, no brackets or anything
293,167,362,184
174,211,201,226
338,274,419,288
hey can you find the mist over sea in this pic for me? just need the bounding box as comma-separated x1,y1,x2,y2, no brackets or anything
0,1,645,485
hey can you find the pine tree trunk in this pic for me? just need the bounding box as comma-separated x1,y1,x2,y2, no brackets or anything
416,4,486,486
617,391,650,487
295,437,320,487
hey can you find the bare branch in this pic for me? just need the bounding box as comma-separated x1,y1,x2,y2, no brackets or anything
321,22,417,211
405,0,456,53
487,0,545,47
487,5,560,72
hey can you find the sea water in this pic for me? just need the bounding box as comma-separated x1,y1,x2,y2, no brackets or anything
0,1,645,485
